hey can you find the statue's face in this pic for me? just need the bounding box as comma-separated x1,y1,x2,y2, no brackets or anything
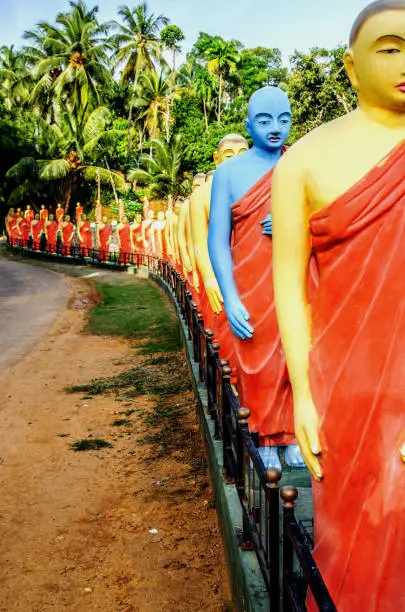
49,214,54,221
81,214,87,221
102,216,107,223
245,88,291,152
135,214,142,223
122,216,128,224
174,202,181,214
345,10,405,112
157,211,165,221
27,205,31,210
215,140,249,165
35,214,39,220
41,205,45,209
148,210,155,220
66,215,71,222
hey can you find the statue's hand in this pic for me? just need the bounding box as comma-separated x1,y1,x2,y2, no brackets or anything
260,214,272,236
400,441,405,463
294,396,323,481
192,270,200,293
224,297,253,339
204,277,223,314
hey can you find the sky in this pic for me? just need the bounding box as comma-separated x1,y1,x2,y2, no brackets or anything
0,0,373,64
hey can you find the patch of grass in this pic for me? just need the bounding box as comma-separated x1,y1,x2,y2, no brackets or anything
87,281,181,354
111,418,132,427
70,438,112,451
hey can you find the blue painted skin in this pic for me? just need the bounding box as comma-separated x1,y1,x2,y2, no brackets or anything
208,86,304,470
208,86,291,341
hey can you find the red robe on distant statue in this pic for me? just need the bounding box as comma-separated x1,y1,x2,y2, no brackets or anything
131,223,143,254
8,218,18,245
24,208,34,225
98,223,111,261
20,218,29,244
75,205,83,224
307,141,405,612
40,208,48,223
79,220,92,256
46,220,58,253
118,223,131,264
62,221,74,256
31,219,42,251
55,207,64,224
231,163,294,446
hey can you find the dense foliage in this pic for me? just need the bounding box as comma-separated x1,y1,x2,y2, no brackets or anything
0,0,356,217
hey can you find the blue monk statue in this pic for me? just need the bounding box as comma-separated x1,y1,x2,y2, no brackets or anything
208,86,304,470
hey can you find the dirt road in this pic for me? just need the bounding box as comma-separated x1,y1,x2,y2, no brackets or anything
0,264,231,611
0,260,68,377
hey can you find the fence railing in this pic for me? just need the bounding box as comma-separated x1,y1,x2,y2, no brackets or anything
5,238,336,612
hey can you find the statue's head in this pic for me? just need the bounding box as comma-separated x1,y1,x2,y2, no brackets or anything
81,213,87,221
41,204,45,210
16,207,21,213
214,134,249,166
65,215,71,222
102,215,108,223
157,211,165,222
192,173,206,192
57,203,61,208
135,213,142,223
35,213,39,220
245,86,291,151
205,170,215,183
345,1,405,112
26,204,31,210
19,211,24,218
76,202,81,208
174,197,183,213
49,214,54,221
148,209,155,220
122,215,128,224
9,207,15,214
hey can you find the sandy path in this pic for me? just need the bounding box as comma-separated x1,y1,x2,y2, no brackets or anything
0,260,68,377
0,275,231,611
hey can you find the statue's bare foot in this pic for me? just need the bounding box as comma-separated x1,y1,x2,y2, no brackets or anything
284,444,306,468
258,446,282,471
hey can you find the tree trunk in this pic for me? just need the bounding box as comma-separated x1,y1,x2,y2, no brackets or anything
218,74,222,124
126,75,138,154
63,175,73,215
203,99,208,130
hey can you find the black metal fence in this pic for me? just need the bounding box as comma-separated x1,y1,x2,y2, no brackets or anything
5,238,336,612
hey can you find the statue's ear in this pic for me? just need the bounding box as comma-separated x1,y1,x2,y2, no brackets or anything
213,151,219,165
245,118,252,137
344,49,359,91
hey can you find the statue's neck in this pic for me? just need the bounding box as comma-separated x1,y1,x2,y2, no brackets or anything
357,101,405,130
250,145,282,163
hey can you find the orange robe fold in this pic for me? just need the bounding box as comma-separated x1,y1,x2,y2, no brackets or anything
308,141,405,611
31,220,42,250
118,224,131,264
46,220,58,252
79,221,92,256
62,222,74,255
55,208,64,223
231,167,294,446
98,223,111,261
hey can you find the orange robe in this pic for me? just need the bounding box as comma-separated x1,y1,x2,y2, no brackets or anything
55,208,64,224
62,221,74,255
9,219,19,245
20,219,29,243
131,223,143,254
79,220,92,256
31,220,42,251
40,208,48,223
46,220,58,252
75,205,83,224
308,141,405,611
24,209,34,225
118,224,131,264
98,223,111,261
231,167,294,446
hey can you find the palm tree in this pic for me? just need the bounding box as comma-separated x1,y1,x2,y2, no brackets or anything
204,40,239,123
133,69,180,142
24,1,112,121
110,2,169,151
0,45,31,111
6,106,127,213
192,68,219,130
127,135,190,199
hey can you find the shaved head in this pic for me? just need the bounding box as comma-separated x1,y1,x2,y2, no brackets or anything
350,0,405,46
218,133,249,150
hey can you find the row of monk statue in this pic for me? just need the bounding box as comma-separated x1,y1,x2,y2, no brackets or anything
3,2,404,607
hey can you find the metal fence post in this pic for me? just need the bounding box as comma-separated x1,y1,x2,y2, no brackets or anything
281,486,298,612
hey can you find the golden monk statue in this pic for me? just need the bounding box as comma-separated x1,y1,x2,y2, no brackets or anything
190,136,249,334
169,197,183,269
164,197,174,261
271,2,405,608
177,174,206,287
150,211,166,256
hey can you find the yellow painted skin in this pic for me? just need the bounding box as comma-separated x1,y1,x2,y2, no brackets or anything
151,211,165,254
177,175,206,279
141,209,155,250
189,137,249,313
171,200,182,265
271,9,405,479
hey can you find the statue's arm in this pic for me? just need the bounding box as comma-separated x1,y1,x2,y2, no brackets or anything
177,203,192,272
208,166,253,339
272,153,322,480
190,190,221,310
